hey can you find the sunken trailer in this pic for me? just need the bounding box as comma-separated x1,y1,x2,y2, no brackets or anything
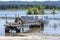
4,14,48,33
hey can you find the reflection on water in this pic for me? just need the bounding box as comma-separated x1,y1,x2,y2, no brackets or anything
43,19,60,35
0,10,27,17
0,19,5,36
0,19,14,36
5,27,44,36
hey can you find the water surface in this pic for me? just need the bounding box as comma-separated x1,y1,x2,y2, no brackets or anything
0,10,60,36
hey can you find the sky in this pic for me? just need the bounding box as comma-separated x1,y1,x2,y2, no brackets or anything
0,0,59,1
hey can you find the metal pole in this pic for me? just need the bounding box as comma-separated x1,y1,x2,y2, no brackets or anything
18,13,19,17
15,13,17,18
39,20,41,32
5,14,7,24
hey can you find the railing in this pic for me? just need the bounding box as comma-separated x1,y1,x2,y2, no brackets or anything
4,20,42,27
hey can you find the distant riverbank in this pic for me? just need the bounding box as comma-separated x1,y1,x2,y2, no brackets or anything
0,9,60,12
0,9,26,12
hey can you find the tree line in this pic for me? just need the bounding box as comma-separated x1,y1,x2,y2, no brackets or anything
0,4,60,10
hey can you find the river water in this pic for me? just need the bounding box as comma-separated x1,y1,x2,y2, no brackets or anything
0,10,60,36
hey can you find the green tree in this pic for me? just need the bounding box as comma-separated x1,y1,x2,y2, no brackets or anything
27,7,32,15
40,4,45,10
39,4,45,15
33,7,38,15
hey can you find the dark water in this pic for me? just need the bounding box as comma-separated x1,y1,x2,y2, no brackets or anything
0,10,60,36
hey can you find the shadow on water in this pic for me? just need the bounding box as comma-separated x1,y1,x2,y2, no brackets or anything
5,25,44,36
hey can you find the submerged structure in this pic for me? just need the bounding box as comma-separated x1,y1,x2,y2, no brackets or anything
4,15,48,33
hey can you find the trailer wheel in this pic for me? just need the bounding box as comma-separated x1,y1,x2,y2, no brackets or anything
5,27,9,33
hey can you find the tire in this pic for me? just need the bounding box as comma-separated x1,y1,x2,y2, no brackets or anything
5,27,9,33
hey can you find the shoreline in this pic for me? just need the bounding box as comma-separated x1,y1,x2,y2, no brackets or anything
0,9,60,11
0,9,26,12
5,33,60,36
0,33,60,40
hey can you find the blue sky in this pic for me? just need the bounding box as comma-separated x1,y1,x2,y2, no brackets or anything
0,0,59,1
